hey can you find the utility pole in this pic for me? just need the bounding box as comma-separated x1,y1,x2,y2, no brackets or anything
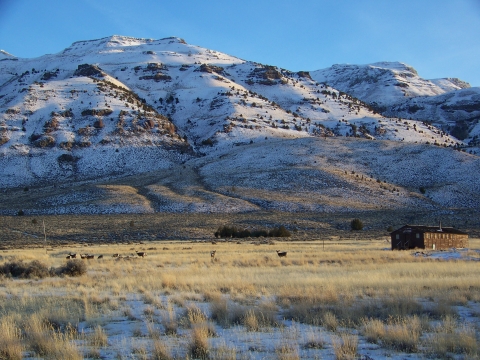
43,220,47,255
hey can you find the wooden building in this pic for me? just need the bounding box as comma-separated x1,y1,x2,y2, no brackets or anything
390,225,468,250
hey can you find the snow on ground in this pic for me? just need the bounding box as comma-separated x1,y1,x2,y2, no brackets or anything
416,247,480,261
311,62,455,107
69,250,479,360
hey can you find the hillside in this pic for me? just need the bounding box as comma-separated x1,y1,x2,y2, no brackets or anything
1,36,479,216
310,62,480,145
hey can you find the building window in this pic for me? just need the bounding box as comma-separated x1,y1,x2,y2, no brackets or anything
416,233,420,239
396,234,399,240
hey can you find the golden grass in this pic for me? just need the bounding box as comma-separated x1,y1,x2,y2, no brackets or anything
209,339,237,360
425,316,479,357
89,324,108,347
0,316,23,360
332,333,358,360
25,314,82,359
189,324,210,359
151,337,173,360
381,316,422,353
0,238,479,358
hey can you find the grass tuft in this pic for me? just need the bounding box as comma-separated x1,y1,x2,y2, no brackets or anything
332,333,358,360
189,325,210,359
381,316,421,353
151,338,173,360
426,317,478,357
0,316,23,360
89,324,108,347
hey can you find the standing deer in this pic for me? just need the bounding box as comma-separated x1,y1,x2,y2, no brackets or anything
276,250,287,257
136,251,147,258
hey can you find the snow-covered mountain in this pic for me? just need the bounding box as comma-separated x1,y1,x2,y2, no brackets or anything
311,62,480,144
1,36,479,215
310,62,471,107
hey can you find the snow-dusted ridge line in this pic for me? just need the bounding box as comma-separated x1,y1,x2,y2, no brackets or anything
0,35,479,213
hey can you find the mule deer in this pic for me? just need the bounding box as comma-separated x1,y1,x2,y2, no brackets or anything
210,250,216,260
276,250,287,257
136,251,146,258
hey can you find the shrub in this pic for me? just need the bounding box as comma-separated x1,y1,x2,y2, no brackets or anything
57,154,77,163
81,109,112,117
33,135,55,148
93,119,104,129
269,226,291,237
0,260,86,279
56,260,87,277
29,133,42,143
0,260,50,279
201,138,214,147
59,141,74,150
43,118,59,133
350,218,363,231
215,225,290,238
0,134,9,146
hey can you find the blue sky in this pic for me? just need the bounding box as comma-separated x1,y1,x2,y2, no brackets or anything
1,0,479,86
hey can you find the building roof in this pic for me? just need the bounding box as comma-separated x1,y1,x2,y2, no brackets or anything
391,225,468,235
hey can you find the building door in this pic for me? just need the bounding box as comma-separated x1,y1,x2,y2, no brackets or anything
404,233,411,249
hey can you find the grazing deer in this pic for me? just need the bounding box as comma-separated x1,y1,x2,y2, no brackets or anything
136,251,146,258
80,254,87,259
210,250,216,260
69,253,78,259
276,250,287,258
97,255,103,259
112,253,119,258
86,254,95,260
66,255,71,259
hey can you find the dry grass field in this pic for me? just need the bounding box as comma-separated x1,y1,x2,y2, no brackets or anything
0,218,479,359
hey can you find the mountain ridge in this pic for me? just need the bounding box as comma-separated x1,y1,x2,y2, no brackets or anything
1,35,479,215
